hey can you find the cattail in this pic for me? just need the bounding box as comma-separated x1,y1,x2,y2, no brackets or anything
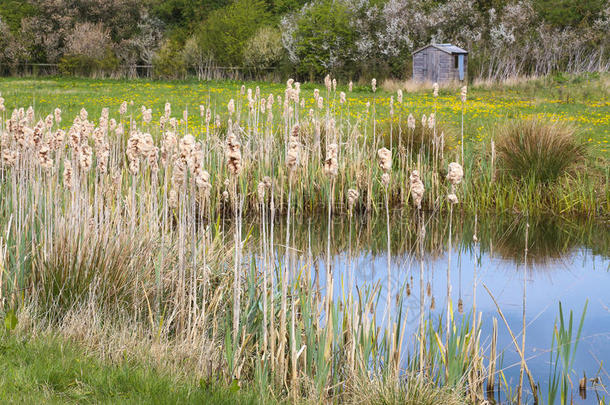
286,78,294,88
428,113,435,129
196,169,211,198
324,75,331,92
286,124,300,173
409,170,425,209
407,113,415,129
142,108,152,124
257,181,266,203
63,159,73,189
44,114,53,130
317,97,323,110
1,149,18,166
421,114,427,127
427,282,431,296
430,296,436,310
324,143,338,177
228,99,235,116
448,193,459,204
119,101,127,115
222,190,229,201
461,86,467,103
168,188,178,209
381,172,390,187
225,131,242,176
371,78,377,93
349,81,353,92
79,108,88,121
182,110,188,122
79,145,93,172
38,145,53,171
0,96,4,112
458,298,464,314
340,92,346,104
397,89,403,103
446,162,464,188
347,188,359,210
377,147,392,172
50,129,65,150
433,82,439,98
332,78,337,92
54,108,61,123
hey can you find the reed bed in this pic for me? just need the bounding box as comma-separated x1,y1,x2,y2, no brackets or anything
0,78,601,403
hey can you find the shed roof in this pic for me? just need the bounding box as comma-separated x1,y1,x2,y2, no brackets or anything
412,43,468,55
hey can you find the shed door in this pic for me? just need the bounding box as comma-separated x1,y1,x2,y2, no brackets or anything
458,54,464,81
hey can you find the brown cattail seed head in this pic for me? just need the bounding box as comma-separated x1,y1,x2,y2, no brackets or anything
347,188,359,210
447,162,464,187
225,132,241,176
409,170,425,209
377,147,392,173
324,143,338,177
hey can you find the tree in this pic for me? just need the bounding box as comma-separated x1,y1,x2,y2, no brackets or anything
197,0,270,66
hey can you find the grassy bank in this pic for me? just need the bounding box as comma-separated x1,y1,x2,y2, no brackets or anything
0,332,265,404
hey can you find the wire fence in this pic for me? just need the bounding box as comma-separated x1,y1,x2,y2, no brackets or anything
0,63,281,82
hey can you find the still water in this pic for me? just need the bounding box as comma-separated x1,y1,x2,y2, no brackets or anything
247,212,609,403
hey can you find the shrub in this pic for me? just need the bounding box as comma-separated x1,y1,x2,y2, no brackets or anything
495,118,586,184
153,39,187,79
242,26,284,69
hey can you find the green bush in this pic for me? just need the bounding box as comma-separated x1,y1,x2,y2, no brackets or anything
153,39,187,79
242,26,284,69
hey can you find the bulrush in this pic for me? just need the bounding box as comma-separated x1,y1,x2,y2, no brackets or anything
397,89,403,103
409,170,425,209
225,131,242,176
324,143,338,177
433,82,439,98
446,162,464,192
79,145,93,172
371,78,377,93
228,99,235,116
377,147,392,173
347,188,359,210
461,86,468,103
407,114,416,130
286,124,300,173
63,159,73,189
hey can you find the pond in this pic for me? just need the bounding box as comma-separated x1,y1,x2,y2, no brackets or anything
244,212,610,403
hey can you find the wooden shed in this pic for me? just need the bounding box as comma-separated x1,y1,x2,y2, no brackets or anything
412,44,468,83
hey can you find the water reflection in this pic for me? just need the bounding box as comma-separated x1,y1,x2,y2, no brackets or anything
244,213,609,403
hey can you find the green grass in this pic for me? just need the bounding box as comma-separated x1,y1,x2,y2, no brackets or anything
0,332,264,404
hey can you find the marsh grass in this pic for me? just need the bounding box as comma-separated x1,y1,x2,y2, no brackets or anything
495,118,586,185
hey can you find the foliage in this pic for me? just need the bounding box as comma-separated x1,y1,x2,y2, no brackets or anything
242,26,284,69
196,0,270,66
153,39,187,79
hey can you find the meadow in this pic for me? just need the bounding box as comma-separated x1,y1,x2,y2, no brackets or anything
0,73,608,404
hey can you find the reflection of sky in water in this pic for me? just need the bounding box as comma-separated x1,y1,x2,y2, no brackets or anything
258,216,610,403
308,245,610,403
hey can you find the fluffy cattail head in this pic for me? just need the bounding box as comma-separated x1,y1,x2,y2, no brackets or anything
407,113,415,130
324,143,338,177
377,147,392,173
461,86,467,102
409,170,425,209
381,172,390,187
397,89,403,103
447,193,459,204
286,124,300,173
371,78,377,92
347,188,359,210
433,82,439,98
446,162,464,186
324,75,331,92
225,131,242,176
63,159,73,189
257,182,266,203
340,92,346,104
119,101,127,115
348,81,353,92
228,99,235,116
